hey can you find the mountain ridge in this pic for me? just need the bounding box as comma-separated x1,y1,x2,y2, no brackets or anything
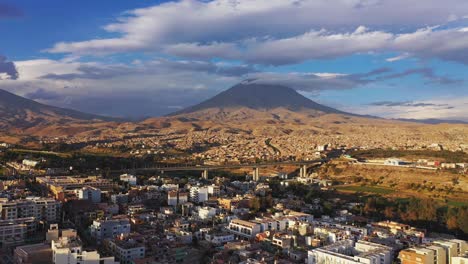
0,89,118,130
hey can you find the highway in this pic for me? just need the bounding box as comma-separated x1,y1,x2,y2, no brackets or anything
110,159,326,173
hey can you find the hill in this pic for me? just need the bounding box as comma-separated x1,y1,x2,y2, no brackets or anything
171,82,348,116
0,89,117,133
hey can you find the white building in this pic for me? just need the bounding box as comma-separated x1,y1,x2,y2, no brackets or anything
207,185,221,197
160,184,179,191
120,174,137,186
22,159,39,168
168,190,178,206
190,186,208,203
433,239,468,264
52,233,118,264
0,197,61,222
253,217,289,232
228,219,262,239
205,233,235,245
308,240,392,264
317,144,328,152
90,217,131,242
78,187,101,203
452,256,468,264
384,158,406,166
198,207,217,220
106,237,145,264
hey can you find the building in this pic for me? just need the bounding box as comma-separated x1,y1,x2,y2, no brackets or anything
399,248,434,264
433,240,468,264
167,191,188,207
168,190,178,206
0,217,35,248
190,186,208,203
205,232,235,245
22,159,39,168
452,256,468,264
106,236,145,264
317,144,328,152
272,233,293,249
384,158,407,166
252,217,289,232
14,243,53,264
198,207,217,220
111,193,129,204
77,187,101,203
90,216,131,242
399,240,468,264
308,240,392,264
228,219,262,239
36,176,114,200
0,197,61,222
52,232,118,264
207,185,221,197
120,174,137,186
373,221,411,234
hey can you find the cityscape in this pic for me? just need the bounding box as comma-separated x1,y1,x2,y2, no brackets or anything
0,1,468,264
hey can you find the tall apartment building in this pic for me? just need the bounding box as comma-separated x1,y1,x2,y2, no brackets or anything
307,240,392,264
90,216,131,242
190,186,208,203
0,197,61,222
400,240,468,264
433,240,468,264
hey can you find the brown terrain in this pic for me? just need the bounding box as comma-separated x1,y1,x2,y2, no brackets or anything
319,159,468,205
0,84,467,159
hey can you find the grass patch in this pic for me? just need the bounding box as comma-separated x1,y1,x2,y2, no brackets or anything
349,149,468,163
11,148,71,158
447,200,468,207
336,185,395,195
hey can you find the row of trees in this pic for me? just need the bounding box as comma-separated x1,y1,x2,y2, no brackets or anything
361,196,468,237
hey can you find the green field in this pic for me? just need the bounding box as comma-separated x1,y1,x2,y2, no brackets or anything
447,200,468,207
349,149,468,163
336,185,396,194
11,148,70,158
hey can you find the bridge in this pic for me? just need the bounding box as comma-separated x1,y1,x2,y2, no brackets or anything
111,159,326,180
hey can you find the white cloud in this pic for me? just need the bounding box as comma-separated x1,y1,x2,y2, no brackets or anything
386,53,410,62
244,28,394,65
0,58,244,117
44,0,468,65
349,98,468,121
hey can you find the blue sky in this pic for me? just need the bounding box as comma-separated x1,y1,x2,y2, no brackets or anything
1,0,468,120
